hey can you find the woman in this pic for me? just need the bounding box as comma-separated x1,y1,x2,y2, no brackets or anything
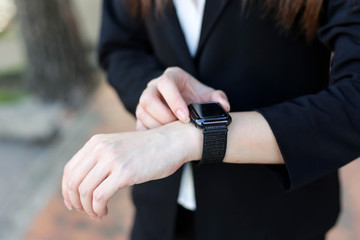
62,0,360,239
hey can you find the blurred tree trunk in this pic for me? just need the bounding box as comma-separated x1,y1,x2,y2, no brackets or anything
14,0,97,107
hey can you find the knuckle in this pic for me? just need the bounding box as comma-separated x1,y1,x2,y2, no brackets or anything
94,207,106,218
63,163,71,177
139,92,147,106
158,118,169,125
164,67,173,74
117,179,129,189
117,170,133,188
158,113,175,125
158,75,172,89
117,182,127,189
135,106,146,121
107,146,119,159
215,90,226,98
215,89,225,95
93,189,106,203
89,134,102,144
139,91,154,108
67,178,80,192
93,137,108,152
78,185,91,198
165,66,181,73
147,79,158,87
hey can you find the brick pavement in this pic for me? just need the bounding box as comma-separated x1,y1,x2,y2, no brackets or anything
24,188,134,240
23,80,136,240
23,81,360,240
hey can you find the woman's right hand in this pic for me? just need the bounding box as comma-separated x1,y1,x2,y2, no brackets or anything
136,67,230,130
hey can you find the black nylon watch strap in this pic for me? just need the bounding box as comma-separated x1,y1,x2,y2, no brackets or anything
199,125,228,165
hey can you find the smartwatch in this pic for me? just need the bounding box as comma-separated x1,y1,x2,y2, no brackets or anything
188,102,232,165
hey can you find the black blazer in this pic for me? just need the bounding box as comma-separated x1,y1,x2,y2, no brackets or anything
99,0,360,239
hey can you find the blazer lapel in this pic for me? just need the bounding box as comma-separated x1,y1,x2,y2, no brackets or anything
160,3,196,75
158,0,230,74
197,0,230,56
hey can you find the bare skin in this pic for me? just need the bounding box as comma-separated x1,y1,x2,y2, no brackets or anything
62,67,283,221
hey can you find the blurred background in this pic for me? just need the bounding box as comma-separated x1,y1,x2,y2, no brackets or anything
0,0,359,239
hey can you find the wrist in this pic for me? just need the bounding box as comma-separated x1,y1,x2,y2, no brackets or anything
184,122,203,163
165,121,202,164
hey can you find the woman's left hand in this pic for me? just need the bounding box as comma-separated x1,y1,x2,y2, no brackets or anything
61,121,201,221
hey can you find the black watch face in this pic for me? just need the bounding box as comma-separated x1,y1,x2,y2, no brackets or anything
188,102,231,128
190,102,227,118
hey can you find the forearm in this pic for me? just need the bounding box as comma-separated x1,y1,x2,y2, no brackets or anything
185,111,284,164
62,111,283,218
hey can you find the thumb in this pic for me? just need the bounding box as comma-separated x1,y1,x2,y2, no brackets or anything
211,90,231,112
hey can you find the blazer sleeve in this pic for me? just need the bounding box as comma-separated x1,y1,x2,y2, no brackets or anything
257,0,360,191
98,0,165,115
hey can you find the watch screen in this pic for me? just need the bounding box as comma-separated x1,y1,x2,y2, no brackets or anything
191,102,227,118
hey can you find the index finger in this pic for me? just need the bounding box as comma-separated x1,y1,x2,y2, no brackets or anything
157,72,190,123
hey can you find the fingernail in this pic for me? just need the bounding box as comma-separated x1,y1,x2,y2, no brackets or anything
64,200,72,211
225,103,230,111
220,99,230,111
177,109,190,123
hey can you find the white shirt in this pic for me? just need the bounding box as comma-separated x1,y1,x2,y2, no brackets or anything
173,0,206,211
173,0,205,57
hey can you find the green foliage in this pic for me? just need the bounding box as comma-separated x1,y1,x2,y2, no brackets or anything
0,89,27,103
0,64,27,103
0,64,24,85
0,23,16,40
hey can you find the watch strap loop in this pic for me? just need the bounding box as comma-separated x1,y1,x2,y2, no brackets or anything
199,125,228,165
